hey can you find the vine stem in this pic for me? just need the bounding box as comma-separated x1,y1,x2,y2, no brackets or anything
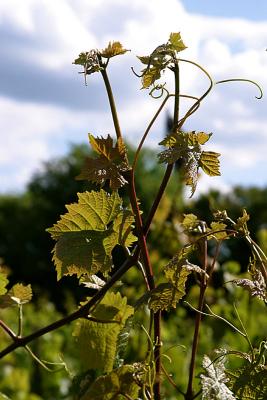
100,67,123,141
185,237,208,400
0,249,140,360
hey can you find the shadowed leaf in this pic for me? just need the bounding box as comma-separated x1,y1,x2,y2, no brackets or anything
80,365,140,400
73,292,134,372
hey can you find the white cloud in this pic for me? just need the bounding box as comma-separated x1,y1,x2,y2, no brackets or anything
0,0,266,193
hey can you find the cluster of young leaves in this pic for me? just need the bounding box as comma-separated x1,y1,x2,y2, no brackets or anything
213,209,267,302
158,131,220,196
46,189,137,279
137,32,187,89
73,41,129,84
76,134,129,190
233,258,267,303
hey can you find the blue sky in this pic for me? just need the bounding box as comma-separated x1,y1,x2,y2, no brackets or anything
0,0,267,195
181,0,267,21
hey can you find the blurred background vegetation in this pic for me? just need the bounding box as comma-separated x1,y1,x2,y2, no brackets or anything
0,130,267,399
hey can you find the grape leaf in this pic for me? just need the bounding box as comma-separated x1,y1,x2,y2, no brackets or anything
0,272,8,296
141,66,162,89
0,283,32,308
209,222,228,240
100,41,129,58
168,32,187,52
76,135,129,190
158,131,220,196
199,151,221,177
46,190,137,279
228,360,267,400
73,292,134,372
149,245,205,312
80,365,140,400
9,284,32,305
73,50,102,84
234,209,250,234
181,214,200,231
149,281,186,312
201,355,236,400
137,33,187,89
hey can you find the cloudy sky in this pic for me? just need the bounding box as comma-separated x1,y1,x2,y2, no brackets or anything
0,0,267,195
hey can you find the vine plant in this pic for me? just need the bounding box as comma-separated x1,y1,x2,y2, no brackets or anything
0,33,266,400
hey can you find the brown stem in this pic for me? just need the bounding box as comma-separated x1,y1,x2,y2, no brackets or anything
186,239,208,400
0,319,17,340
126,169,155,290
0,250,139,360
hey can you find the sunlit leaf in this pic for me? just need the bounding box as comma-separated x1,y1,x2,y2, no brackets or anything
73,292,134,372
80,365,140,400
9,284,32,305
210,222,228,240
158,131,219,196
188,131,212,146
234,209,250,234
199,151,221,177
77,135,129,190
168,32,187,52
181,214,200,231
149,282,184,312
0,272,8,296
46,190,137,279
101,41,129,58
141,66,161,89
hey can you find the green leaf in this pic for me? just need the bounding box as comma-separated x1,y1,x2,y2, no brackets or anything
210,222,228,240
181,214,200,231
141,66,161,89
9,284,32,305
137,55,150,65
73,50,102,84
46,190,137,279
228,360,267,399
168,32,187,52
80,365,140,400
0,283,32,308
199,151,221,177
188,131,212,145
234,209,250,234
77,135,129,190
0,272,8,296
149,248,200,313
158,131,218,196
149,280,186,312
73,292,134,372
100,41,129,58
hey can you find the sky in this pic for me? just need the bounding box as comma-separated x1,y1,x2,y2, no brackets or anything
0,0,267,196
